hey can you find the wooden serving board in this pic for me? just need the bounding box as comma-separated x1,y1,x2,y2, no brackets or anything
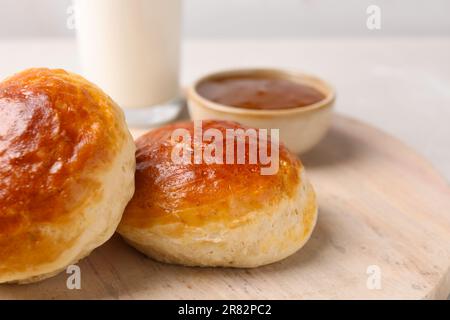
1,114,450,299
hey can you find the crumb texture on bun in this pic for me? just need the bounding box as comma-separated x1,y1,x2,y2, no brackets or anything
0,68,136,283
119,120,317,267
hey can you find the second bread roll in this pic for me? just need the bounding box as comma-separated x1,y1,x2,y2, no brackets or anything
118,120,317,267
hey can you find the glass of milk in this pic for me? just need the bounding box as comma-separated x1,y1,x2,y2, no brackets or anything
74,0,182,126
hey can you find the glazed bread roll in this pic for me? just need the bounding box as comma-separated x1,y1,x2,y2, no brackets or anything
0,68,136,283
118,120,317,267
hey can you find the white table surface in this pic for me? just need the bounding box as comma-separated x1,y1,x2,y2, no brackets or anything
1,37,449,182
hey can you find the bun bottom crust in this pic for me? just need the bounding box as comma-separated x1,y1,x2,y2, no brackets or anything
2,139,136,284
119,171,317,268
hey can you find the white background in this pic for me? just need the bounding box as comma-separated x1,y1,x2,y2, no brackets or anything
0,0,449,38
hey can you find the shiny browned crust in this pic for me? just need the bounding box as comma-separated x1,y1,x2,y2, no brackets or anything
0,68,126,275
120,120,302,234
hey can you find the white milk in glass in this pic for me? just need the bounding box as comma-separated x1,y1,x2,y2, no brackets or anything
74,0,181,125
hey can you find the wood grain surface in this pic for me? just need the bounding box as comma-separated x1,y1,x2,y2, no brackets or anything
1,114,449,299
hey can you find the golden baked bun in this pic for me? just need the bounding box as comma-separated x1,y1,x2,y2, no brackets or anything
0,68,136,283
118,120,317,267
